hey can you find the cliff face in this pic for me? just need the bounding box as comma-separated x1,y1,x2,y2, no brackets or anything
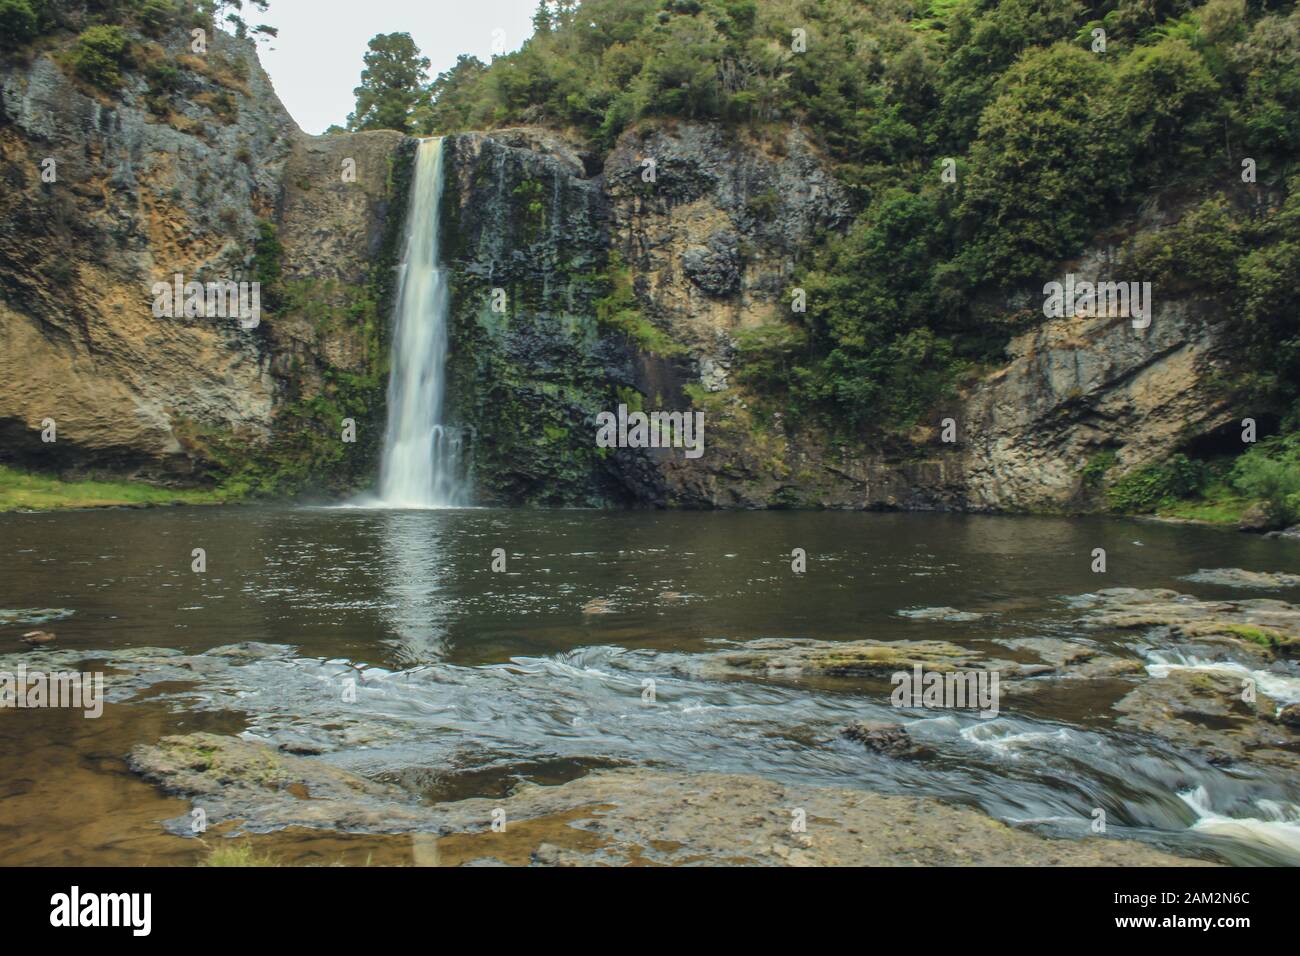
438,128,646,506
0,28,1237,511
0,28,289,477
961,276,1233,513
437,122,1236,512
0,25,408,495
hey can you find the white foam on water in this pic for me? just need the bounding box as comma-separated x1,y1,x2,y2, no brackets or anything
1180,785,1300,862
959,721,1076,758
1145,650,1300,705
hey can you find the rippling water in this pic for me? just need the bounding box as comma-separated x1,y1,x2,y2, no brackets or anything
2,507,1298,865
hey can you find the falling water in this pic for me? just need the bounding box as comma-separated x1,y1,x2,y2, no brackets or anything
376,138,467,508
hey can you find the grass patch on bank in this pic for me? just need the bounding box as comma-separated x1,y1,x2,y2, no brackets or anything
200,843,279,867
1151,487,1251,525
0,466,228,512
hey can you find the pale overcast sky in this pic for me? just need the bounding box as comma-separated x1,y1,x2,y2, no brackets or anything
257,0,537,134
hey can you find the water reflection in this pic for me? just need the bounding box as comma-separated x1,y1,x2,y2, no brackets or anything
378,511,454,664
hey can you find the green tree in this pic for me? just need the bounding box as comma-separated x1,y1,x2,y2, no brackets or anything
939,0,1084,146
346,32,430,134
956,43,1126,283
1114,36,1220,185
1237,6,1300,156
531,0,553,36
419,54,488,134
0,0,40,49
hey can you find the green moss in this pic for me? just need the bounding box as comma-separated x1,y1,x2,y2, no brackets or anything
511,178,547,238
1225,625,1297,657
594,253,685,357
614,385,644,414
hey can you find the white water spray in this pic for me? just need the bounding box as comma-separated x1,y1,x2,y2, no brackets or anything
375,138,468,508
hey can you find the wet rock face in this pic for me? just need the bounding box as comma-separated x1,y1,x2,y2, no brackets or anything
1114,670,1299,773
438,129,667,507
431,121,863,507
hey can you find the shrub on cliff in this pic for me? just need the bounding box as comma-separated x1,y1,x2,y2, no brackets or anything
68,25,132,91
134,0,180,37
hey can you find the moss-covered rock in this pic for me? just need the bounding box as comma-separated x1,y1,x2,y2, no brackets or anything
440,129,667,506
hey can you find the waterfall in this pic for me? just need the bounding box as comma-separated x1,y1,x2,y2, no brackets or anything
374,138,468,509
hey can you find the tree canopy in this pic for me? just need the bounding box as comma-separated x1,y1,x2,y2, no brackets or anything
347,31,431,134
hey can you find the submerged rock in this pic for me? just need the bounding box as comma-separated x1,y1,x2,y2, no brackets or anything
897,607,985,623
841,721,926,758
1182,569,1300,590
0,608,74,627
127,733,1205,866
994,637,1145,682
677,634,1146,687
128,733,435,834
17,630,56,647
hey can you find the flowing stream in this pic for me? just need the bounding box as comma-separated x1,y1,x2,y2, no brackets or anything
375,138,467,509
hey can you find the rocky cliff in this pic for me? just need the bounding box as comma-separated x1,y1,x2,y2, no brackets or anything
0,24,1242,512
0,21,416,496
435,120,1238,513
